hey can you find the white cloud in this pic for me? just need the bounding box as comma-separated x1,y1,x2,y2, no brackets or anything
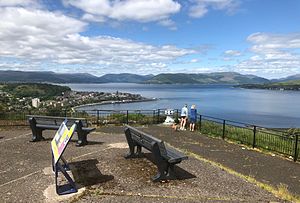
0,7,194,75
234,32,300,78
247,32,300,53
151,62,167,68
189,0,240,18
158,19,177,30
64,0,181,23
82,13,105,22
0,0,38,7
190,59,199,63
224,50,241,56
189,3,208,18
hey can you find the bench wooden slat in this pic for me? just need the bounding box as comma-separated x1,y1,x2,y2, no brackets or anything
165,145,188,163
36,124,60,130
82,127,96,132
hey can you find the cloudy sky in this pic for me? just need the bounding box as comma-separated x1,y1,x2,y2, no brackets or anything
0,0,299,78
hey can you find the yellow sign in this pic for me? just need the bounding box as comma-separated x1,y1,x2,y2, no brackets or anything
51,121,76,164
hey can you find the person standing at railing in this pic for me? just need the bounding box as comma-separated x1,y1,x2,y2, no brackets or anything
189,104,197,132
180,104,188,130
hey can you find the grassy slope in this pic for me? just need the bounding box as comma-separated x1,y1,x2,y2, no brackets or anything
145,72,268,84
0,83,71,99
238,80,300,90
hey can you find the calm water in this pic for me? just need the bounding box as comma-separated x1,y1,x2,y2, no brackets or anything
64,83,300,128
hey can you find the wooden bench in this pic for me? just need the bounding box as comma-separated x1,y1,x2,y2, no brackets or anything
124,125,188,182
27,115,96,146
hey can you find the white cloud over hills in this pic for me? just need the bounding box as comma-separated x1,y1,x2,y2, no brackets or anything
0,6,194,75
234,32,300,77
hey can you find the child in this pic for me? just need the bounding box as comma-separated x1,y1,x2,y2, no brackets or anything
171,118,180,131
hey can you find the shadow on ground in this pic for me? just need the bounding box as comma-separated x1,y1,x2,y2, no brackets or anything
70,159,114,187
141,153,197,181
84,141,104,146
68,140,104,146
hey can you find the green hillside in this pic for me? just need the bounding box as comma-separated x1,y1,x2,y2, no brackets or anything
275,80,300,85
0,83,71,99
145,72,269,84
238,80,300,91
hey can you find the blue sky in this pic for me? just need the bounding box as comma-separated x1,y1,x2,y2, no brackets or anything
0,0,299,78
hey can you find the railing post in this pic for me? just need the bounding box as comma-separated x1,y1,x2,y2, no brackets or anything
253,126,256,148
222,120,226,139
126,110,129,124
294,133,299,162
157,109,160,124
97,110,99,126
199,115,202,132
152,110,155,124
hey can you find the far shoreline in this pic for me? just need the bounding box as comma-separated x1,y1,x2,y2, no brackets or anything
73,97,157,110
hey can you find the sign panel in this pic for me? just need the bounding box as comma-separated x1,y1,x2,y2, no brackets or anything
51,121,76,164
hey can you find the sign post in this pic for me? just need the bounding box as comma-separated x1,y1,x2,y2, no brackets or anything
51,120,77,195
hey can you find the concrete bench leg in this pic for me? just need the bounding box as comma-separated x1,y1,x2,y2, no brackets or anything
124,128,142,158
29,117,45,142
167,164,176,178
76,132,88,147
151,142,169,182
31,128,45,142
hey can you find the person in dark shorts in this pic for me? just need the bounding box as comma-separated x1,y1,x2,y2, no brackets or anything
189,104,197,131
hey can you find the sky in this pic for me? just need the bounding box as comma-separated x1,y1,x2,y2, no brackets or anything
0,0,299,79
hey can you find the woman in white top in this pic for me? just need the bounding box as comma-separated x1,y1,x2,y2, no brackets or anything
180,104,188,130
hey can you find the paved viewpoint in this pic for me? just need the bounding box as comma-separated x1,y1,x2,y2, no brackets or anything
0,125,299,202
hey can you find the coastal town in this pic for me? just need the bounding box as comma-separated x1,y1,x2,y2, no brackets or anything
0,83,151,112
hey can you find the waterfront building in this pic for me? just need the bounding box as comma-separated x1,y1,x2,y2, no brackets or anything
32,98,40,108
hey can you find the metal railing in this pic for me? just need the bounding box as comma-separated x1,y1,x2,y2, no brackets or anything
198,114,299,162
0,109,298,162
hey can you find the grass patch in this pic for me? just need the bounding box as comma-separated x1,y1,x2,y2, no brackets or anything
199,120,299,161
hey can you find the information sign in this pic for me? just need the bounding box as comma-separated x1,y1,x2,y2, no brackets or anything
51,121,76,164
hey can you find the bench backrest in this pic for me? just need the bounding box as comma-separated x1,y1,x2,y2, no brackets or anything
125,125,168,157
27,115,89,127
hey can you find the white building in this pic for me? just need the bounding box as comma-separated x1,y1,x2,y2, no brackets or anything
32,98,40,108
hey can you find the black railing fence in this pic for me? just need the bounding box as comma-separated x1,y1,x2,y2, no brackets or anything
0,108,298,162
198,114,299,162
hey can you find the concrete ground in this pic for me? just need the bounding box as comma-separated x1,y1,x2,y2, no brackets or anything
0,125,297,202
138,125,300,196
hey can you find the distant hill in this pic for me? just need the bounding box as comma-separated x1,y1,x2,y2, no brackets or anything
0,70,270,84
99,73,153,83
0,70,101,83
271,74,300,82
0,70,153,83
145,72,269,84
238,80,300,91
